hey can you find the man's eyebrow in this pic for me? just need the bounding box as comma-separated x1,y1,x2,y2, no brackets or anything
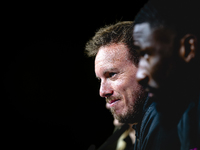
104,68,118,73
96,68,118,79
134,30,142,34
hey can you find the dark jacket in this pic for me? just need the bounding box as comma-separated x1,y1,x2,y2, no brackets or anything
134,93,200,150
177,93,200,150
93,124,134,150
133,98,180,150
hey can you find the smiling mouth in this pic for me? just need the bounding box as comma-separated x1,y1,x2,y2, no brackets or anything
106,99,121,109
109,99,120,104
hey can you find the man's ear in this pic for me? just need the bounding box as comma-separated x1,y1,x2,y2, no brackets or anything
179,34,197,63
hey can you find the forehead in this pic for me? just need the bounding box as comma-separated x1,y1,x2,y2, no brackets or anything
133,22,175,50
133,22,152,48
95,43,130,71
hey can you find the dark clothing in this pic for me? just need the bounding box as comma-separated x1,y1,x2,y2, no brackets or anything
133,100,180,150
123,135,135,150
177,93,200,150
177,100,198,150
134,93,200,150
198,95,200,148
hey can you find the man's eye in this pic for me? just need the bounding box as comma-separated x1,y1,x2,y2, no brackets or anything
133,44,140,50
140,51,146,57
109,72,116,77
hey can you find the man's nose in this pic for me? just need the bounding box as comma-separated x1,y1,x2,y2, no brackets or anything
99,81,113,98
136,61,149,86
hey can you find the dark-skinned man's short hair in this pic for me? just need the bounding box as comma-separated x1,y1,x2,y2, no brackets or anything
134,0,200,39
134,0,200,80
85,21,139,66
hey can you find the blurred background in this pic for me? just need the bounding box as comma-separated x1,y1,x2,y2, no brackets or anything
3,1,147,149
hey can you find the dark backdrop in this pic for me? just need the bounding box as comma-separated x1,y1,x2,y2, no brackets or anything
3,1,147,149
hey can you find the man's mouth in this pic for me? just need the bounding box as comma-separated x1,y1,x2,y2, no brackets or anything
107,99,121,108
109,99,120,104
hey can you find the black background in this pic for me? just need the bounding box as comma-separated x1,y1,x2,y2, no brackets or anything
3,1,147,149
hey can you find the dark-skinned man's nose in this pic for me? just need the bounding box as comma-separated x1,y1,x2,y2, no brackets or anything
136,67,149,87
99,81,113,98
136,58,150,86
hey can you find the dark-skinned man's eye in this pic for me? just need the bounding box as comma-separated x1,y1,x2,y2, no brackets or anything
140,51,146,57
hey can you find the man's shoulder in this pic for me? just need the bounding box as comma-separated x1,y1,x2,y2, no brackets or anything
177,95,200,150
140,102,160,139
136,101,180,150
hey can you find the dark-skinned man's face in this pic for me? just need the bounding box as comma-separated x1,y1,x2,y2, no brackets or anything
133,22,181,100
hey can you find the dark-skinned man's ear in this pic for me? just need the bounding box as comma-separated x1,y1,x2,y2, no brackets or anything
179,34,197,63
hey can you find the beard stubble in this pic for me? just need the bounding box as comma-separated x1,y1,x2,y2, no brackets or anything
109,86,147,124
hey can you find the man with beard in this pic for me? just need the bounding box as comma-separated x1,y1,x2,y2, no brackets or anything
133,0,200,149
85,21,147,150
